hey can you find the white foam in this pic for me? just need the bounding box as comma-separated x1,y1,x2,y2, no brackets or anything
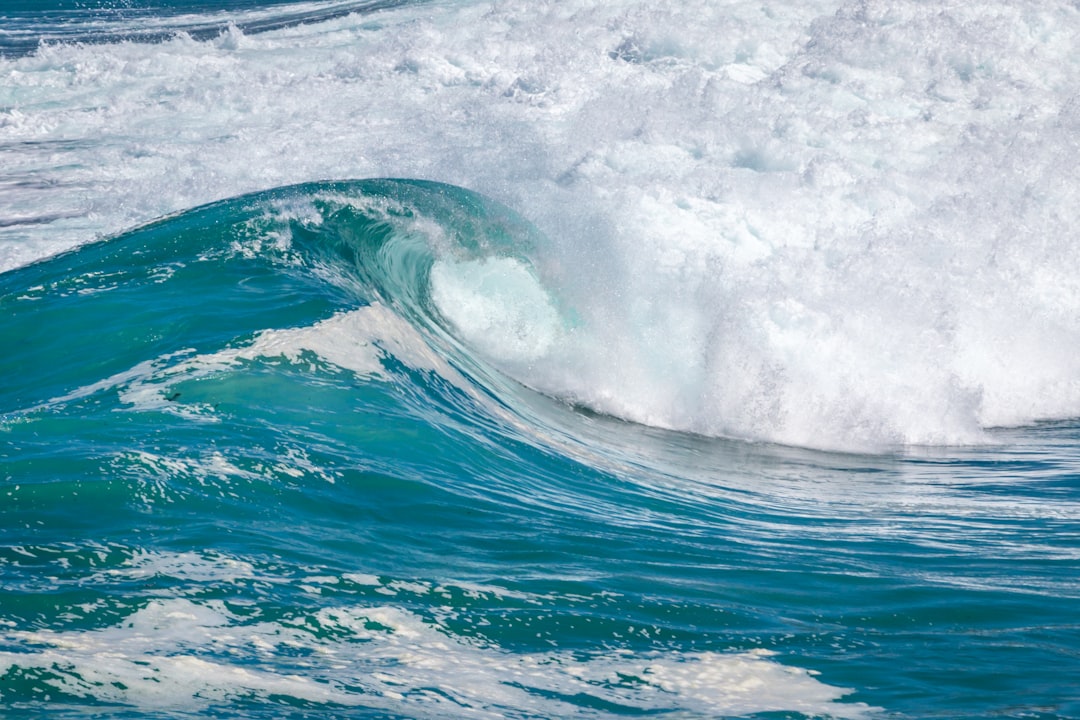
0,596,872,718
4,0,1080,448
224,303,452,378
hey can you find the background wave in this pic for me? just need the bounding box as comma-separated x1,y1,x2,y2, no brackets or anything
0,0,415,57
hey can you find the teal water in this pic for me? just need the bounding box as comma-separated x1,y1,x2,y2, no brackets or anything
2,180,1078,718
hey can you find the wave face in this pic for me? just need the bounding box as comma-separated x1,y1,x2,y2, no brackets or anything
3,0,1080,448
2,2,1080,718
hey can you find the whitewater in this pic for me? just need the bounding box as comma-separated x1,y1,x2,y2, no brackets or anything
1,0,1079,718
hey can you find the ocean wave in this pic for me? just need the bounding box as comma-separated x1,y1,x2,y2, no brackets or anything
5,0,1080,448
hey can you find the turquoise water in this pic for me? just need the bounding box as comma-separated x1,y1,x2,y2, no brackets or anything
3,0,1080,717
3,179,1078,718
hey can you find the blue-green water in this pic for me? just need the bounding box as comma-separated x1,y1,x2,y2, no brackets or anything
2,179,1078,718
3,0,1080,717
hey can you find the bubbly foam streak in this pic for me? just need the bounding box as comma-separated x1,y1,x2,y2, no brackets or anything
0,593,870,718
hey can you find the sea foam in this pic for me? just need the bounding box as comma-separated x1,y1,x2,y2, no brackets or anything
0,572,872,718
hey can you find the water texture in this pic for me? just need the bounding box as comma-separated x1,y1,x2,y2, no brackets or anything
2,1,1080,718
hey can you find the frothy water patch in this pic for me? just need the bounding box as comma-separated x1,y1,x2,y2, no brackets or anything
0,595,872,718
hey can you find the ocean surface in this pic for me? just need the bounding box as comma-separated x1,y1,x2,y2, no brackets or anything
2,1,1079,718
